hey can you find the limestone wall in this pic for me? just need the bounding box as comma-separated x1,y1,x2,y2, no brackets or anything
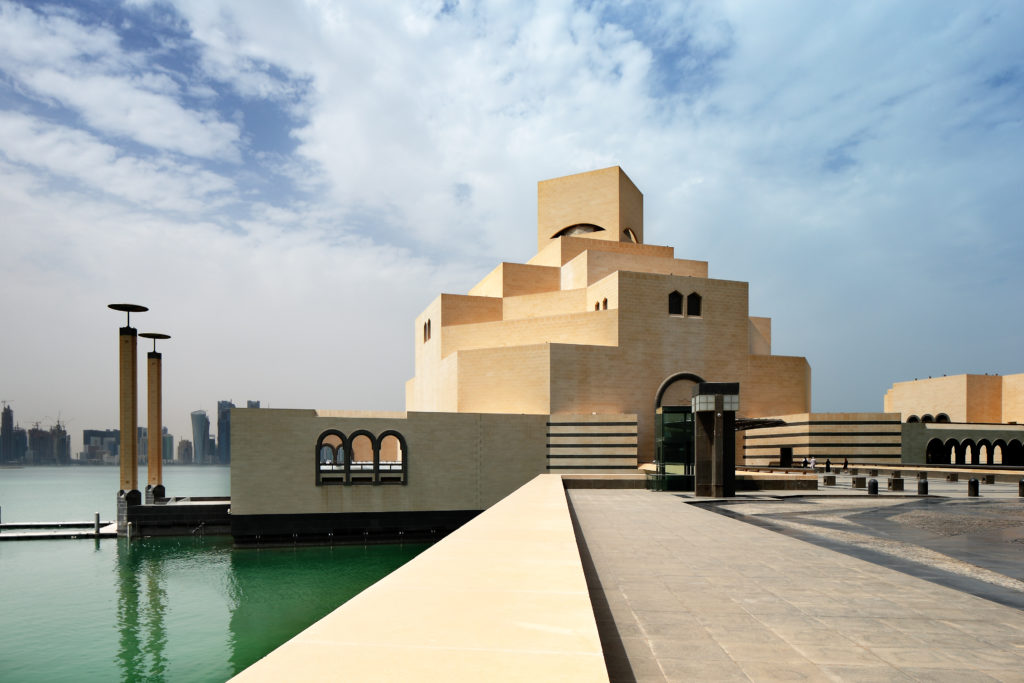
742,412,902,466
230,409,548,517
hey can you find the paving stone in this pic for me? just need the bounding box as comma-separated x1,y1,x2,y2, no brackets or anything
569,489,1024,682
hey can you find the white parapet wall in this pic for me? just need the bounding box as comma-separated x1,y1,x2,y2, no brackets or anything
231,473,608,682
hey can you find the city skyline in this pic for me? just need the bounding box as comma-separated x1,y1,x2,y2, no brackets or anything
1,1,1022,443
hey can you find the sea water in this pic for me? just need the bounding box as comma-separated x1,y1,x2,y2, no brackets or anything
0,467,429,682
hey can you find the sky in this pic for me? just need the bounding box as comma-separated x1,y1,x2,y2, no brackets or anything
1,0,1022,450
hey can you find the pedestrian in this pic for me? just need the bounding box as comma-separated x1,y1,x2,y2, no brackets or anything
842,457,849,471
809,456,817,471
801,457,808,468
825,458,832,473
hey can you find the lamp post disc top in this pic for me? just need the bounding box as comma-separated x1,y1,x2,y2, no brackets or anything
108,303,148,328
108,303,149,313
140,332,170,352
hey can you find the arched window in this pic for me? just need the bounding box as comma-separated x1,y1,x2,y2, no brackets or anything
315,429,409,486
315,431,346,485
978,440,993,465
668,291,683,315
602,298,608,310
423,319,432,342
552,223,605,239
994,440,1008,465
377,431,408,485
686,292,702,317
944,438,960,464
936,413,950,423
594,302,600,311
921,414,934,423
962,439,977,465
907,415,920,423
623,228,638,243
349,431,376,484
1008,440,1024,466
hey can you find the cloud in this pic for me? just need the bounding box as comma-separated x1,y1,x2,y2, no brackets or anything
1,0,1023,440
0,1,241,160
0,111,234,212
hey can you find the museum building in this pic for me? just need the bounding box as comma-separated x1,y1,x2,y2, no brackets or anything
230,166,992,544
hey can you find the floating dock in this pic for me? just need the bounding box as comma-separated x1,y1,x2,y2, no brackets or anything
0,521,117,541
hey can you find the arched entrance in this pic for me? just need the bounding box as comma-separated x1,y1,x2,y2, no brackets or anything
653,373,706,490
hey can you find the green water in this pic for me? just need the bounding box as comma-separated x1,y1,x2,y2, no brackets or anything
0,468,429,682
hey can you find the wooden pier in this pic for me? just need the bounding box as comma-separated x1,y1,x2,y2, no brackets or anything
0,521,117,541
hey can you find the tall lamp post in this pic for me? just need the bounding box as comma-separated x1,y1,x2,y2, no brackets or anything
140,332,170,503
108,303,147,533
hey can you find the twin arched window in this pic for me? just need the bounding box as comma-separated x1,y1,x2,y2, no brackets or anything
315,429,408,486
669,291,701,317
423,319,432,342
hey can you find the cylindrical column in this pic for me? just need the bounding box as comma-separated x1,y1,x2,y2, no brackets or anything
147,351,162,489
968,478,979,497
119,326,138,493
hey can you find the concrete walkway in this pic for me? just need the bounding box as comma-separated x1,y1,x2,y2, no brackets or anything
569,489,1024,682
233,475,606,682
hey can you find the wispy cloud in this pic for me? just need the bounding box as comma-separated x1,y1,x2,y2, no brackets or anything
0,0,1022,440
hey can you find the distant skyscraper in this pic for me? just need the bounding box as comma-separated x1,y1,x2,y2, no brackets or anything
177,439,193,465
191,410,210,464
162,429,173,463
217,400,235,465
137,426,148,464
82,429,119,464
1,403,13,464
246,400,260,409
11,426,27,463
26,422,69,465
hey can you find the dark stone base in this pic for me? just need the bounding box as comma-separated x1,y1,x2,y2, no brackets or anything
231,509,481,547
735,477,818,491
645,473,694,492
125,497,230,537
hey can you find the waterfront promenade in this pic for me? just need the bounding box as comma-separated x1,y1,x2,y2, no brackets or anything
571,486,1024,681
237,474,1024,681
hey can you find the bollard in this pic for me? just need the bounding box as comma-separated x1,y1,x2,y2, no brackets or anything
868,478,878,495
968,478,979,497
94,512,100,536
918,479,928,495
1020,479,1024,497
917,471,928,479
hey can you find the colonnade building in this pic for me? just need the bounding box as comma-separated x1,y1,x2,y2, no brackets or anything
231,167,820,543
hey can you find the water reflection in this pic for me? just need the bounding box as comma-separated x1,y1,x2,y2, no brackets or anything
226,542,431,674
116,538,159,682
114,537,231,682
110,536,430,680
